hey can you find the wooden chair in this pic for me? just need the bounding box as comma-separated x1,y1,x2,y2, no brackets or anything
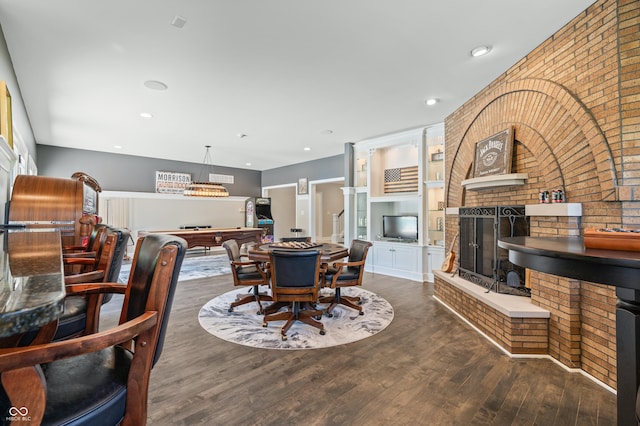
321,239,372,317
62,223,108,275
263,250,325,340
56,227,130,340
222,239,272,314
0,233,187,425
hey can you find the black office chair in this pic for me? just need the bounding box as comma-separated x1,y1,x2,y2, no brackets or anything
321,239,372,316
0,233,187,425
222,239,272,314
263,249,324,340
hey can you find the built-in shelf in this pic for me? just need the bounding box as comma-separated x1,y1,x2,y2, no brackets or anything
461,173,528,190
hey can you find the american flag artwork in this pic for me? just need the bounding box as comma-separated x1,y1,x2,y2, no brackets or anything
384,166,419,193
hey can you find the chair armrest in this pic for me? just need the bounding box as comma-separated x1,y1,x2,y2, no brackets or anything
65,282,128,296
64,270,105,284
63,257,96,266
63,251,97,259
230,259,261,267
0,311,157,371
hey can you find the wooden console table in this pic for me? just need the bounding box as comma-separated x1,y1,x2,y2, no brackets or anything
498,236,640,426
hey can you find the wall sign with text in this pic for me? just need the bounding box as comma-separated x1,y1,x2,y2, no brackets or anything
473,127,514,178
155,171,192,194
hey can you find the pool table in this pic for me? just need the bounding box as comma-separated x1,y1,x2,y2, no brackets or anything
140,227,263,249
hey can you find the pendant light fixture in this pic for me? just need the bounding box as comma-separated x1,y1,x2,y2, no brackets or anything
184,145,229,197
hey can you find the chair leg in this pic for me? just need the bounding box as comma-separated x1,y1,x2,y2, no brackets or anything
263,302,326,340
228,285,272,314
325,288,364,317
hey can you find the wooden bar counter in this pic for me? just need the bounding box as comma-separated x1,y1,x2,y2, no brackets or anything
498,236,640,426
0,228,65,342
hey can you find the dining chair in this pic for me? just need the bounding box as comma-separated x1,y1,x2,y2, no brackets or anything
0,232,187,426
222,239,272,314
62,223,108,275
56,226,130,340
321,239,372,317
263,249,324,340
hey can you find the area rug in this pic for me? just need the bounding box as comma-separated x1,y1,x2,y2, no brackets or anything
198,287,394,350
118,254,230,283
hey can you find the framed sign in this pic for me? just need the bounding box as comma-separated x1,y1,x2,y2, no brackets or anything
155,171,192,194
0,81,13,148
298,177,308,195
473,127,514,178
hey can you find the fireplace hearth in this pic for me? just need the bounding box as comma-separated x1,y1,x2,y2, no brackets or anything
458,205,530,297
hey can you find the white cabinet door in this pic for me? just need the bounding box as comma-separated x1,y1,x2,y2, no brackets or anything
373,244,395,269
392,245,418,272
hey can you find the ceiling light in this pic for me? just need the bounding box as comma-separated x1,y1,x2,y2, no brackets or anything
140,112,153,118
144,80,168,91
245,162,252,166
470,45,492,57
113,145,122,149
304,147,311,151
237,133,247,138
424,98,438,106
184,145,229,198
320,129,333,135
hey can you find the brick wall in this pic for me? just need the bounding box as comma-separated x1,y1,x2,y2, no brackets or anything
440,0,640,390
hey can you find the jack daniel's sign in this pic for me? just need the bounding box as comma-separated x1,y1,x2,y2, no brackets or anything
473,127,514,178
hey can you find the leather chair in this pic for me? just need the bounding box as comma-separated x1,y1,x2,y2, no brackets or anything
263,250,325,340
62,223,108,275
56,226,130,340
222,239,272,314
0,233,187,426
321,239,372,317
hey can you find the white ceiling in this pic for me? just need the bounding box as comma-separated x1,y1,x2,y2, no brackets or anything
0,0,595,171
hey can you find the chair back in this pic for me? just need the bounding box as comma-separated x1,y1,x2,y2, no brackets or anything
269,250,321,301
348,239,372,274
222,239,241,262
119,233,187,366
106,227,130,282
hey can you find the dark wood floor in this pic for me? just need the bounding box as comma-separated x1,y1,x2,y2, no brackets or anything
103,270,616,425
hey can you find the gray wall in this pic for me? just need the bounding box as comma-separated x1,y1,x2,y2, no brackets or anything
261,154,344,187
0,23,37,160
37,145,262,196
37,144,346,196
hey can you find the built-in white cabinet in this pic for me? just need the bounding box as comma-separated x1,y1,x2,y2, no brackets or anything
347,123,445,282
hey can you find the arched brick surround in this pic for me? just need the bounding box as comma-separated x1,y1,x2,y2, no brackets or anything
446,78,617,208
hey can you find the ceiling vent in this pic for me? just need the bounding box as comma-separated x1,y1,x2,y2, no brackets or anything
209,173,234,184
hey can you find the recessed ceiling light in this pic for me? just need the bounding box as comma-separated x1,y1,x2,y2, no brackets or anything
140,112,153,118
304,147,311,151
114,145,122,149
424,98,438,106
143,80,168,91
471,45,492,57
245,162,252,166
237,133,248,138
320,129,333,135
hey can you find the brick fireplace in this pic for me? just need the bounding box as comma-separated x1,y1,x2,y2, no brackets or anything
434,0,639,391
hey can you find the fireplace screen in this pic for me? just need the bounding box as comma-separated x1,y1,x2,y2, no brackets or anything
458,206,529,296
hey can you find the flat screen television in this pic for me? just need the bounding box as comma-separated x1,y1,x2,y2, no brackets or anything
382,215,418,241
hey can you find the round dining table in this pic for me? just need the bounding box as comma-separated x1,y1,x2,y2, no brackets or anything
247,241,349,264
